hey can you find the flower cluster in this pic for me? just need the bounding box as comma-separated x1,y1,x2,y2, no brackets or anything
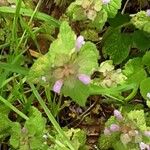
53,36,91,94
104,110,150,150
99,60,127,87
80,0,102,20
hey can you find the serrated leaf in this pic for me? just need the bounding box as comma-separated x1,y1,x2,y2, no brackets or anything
142,51,150,66
103,0,122,18
50,21,76,55
89,9,108,30
62,79,90,106
140,78,150,101
131,11,150,33
27,53,53,83
25,107,46,136
132,30,150,51
123,58,147,85
10,122,21,149
103,29,132,64
108,13,130,27
77,42,99,75
127,110,146,130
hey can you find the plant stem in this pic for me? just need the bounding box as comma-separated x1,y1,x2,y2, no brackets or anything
0,96,28,120
29,83,76,150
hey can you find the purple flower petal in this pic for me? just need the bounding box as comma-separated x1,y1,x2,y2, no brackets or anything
53,80,63,94
114,109,123,120
144,131,150,137
75,35,85,50
146,9,150,16
110,124,120,132
139,142,150,150
104,128,111,135
78,74,91,85
102,0,111,5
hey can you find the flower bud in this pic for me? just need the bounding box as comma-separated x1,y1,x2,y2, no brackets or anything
114,109,123,120
120,133,132,145
110,124,120,132
139,142,150,150
75,35,85,50
144,131,150,137
102,0,111,5
53,80,63,93
147,92,150,99
78,74,91,85
104,128,111,136
146,9,150,17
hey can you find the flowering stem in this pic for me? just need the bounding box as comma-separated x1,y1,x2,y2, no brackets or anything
29,83,75,150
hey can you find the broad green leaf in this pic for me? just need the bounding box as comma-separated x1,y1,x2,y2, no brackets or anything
89,9,108,30
108,13,130,27
0,114,11,139
140,78,150,106
132,30,150,51
131,11,150,33
10,122,21,149
25,107,46,136
67,3,86,21
123,58,147,85
50,21,76,56
103,0,122,18
27,53,53,84
77,42,99,75
62,79,90,106
81,29,99,41
103,29,132,64
127,110,146,130
142,51,150,66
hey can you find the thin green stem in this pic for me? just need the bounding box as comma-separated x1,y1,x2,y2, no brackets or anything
29,83,75,150
0,95,28,120
16,0,42,52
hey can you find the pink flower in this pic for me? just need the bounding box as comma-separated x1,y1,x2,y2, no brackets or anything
146,9,150,16
114,109,123,120
110,124,120,132
78,74,91,85
53,80,63,93
75,35,85,50
102,0,110,5
144,131,150,137
139,142,150,150
104,128,111,135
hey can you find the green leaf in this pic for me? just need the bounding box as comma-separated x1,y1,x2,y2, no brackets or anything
62,79,90,106
123,58,147,85
0,113,11,139
103,29,132,64
127,110,147,130
77,41,99,75
132,30,150,51
27,53,53,84
81,29,99,41
140,77,150,101
103,0,122,18
89,9,108,30
10,122,21,149
50,21,76,56
108,13,130,27
131,11,150,33
25,107,46,136
67,3,86,21
142,51,150,66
